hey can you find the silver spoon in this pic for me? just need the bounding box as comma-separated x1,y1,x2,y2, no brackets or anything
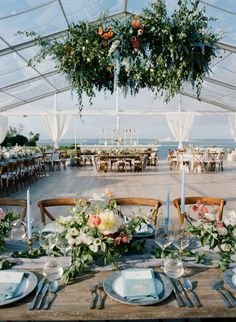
182,277,201,307
43,281,58,310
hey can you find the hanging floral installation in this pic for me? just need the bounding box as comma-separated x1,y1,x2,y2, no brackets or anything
25,0,221,109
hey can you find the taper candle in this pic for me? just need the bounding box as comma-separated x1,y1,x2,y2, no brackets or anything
165,187,170,229
180,167,185,214
26,188,32,239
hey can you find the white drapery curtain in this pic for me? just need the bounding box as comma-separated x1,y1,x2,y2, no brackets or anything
43,113,71,148
166,112,195,149
0,115,8,144
228,114,236,142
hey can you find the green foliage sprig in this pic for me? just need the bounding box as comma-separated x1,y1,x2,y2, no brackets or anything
23,0,221,109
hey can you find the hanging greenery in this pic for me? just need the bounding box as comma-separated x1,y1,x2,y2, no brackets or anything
25,0,221,109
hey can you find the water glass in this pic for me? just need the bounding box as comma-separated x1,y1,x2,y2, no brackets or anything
163,256,184,279
43,257,63,281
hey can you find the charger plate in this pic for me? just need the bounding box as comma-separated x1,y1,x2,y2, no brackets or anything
103,270,172,305
223,269,236,291
0,270,38,306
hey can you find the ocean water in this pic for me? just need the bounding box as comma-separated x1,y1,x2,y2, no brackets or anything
38,138,236,160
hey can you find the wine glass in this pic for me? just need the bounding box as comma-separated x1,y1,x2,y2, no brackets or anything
56,233,69,256
10,219,27,240
39,227,57,255
154,215,174,257
173,227,190,254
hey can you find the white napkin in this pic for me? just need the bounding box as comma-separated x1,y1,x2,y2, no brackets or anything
0,271,24,301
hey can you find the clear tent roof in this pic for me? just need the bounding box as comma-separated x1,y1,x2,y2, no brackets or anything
0,0,236,116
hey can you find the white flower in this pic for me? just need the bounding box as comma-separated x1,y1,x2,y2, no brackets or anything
89,244,99,252
98,209,123,235
89,193,105,202
224,210,236,226
204,212,215,222
232,228,236,238
68,227,79,236
58,215,73,225
108,40,120,56
122,57,130,72
220,243,231,252
216,226,228,236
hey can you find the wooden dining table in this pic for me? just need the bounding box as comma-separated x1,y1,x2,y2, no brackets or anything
1,267,236,321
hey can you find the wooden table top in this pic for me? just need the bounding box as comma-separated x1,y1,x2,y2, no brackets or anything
1,267,236,321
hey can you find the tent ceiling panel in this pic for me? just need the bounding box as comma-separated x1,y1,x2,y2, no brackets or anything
4,79,56,100
0,0,55,18
61,0,126,23
0,0,235,115
0,92,22,108
0,1,67,46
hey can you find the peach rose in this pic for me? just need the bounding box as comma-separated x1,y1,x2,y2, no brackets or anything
0,208,5,220
88,214,101,227
105,188,113,197
200,205,209,214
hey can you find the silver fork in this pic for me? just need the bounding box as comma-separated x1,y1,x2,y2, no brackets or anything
89,284,97,309
212,279,235,307
97,282,104,309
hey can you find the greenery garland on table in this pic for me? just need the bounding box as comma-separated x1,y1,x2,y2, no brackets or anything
23,0,221,109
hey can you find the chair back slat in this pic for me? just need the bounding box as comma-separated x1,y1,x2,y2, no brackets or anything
111,197,164,226
0,198,27,220
37,198,88,225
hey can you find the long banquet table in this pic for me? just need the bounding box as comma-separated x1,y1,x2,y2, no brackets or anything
1,267,236,321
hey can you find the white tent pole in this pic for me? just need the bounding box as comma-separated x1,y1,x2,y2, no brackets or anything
115,87,120,131
54,93,57,112
74,115,77,149
179,94,182,112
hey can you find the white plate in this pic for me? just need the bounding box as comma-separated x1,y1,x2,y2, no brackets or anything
223,269,236,291
103,270,172,305
0,270,38,306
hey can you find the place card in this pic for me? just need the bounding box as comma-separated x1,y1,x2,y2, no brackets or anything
122,269,159,300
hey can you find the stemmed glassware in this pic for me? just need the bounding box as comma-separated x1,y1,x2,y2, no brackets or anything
154,214,174,257
10,219,27,240
173,226,190,254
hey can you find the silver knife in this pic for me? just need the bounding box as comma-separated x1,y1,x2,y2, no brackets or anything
176,280,193,307
29,277,46,310
171,279,184,307
36,284,49,310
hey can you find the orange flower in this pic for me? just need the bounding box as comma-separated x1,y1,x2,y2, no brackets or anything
107,31,114,39
131,19,141,29
102,33,110,40
98,27,104,36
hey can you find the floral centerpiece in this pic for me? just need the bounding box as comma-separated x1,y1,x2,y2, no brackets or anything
186,201,236,268
21,0,221,109
54,190,146,283
0,208,18,251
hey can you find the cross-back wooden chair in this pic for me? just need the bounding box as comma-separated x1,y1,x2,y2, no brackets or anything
172,196,226,224
0,198,27,221
37,198,89,225
110,197,164,226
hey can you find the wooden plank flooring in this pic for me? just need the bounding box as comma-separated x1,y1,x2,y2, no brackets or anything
5,159,236,226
